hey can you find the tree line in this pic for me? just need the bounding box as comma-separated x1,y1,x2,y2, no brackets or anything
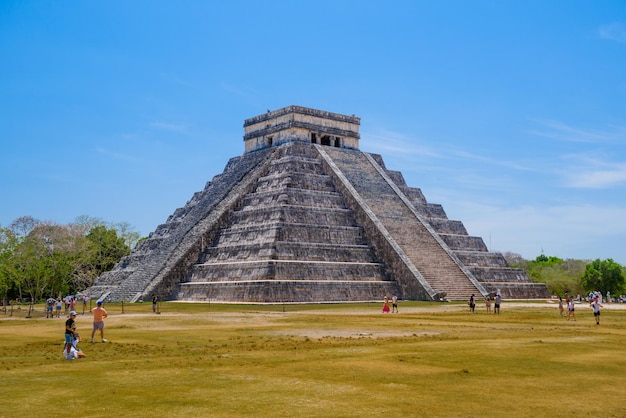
1,214,624,303
504,253,626,298
0,215,142,304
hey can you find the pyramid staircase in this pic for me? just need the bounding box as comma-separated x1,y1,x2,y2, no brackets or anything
177,142,400,302
386,167,551,299
319,146,485,301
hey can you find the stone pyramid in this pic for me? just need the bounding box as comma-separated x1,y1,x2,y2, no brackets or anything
88,106,550,303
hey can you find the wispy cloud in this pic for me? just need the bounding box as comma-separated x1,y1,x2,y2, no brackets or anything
96,147,140,163
120,133,140,141
558,154,626,188
598,22,626,44
528,119,626,144
452,150,533,171
220,82,261,104
452,201,626,262
149,121,189,133
361,128,441,158
159,72,196,88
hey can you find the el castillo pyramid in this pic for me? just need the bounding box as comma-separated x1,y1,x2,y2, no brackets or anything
88,105,550,303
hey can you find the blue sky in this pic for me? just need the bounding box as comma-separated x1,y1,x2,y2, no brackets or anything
1,1,625,264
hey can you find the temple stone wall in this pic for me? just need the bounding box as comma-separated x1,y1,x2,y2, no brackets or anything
244,106,360,153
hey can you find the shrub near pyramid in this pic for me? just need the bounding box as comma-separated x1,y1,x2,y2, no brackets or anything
88,106,550,303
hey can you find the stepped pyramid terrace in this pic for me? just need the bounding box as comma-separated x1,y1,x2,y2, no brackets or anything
87,105,550,303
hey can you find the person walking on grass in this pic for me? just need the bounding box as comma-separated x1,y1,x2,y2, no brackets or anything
494,294,501,314
382,296,390,313
46,297,55,318
591,296,603,325
90,301,108,343
468,294,475,314
567,298,576,321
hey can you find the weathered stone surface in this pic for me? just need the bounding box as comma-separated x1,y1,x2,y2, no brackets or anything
87,105,550,302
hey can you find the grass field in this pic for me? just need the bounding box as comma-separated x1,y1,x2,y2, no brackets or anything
1,300,625,417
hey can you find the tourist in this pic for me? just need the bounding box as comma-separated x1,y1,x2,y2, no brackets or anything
485,297,491,313
558,297,564,317
468,294,476,314
83,294,89,314
65,311,77,356
46,297,55,318
152,295,158,314
590,297,603,325
64,333,86,360
90,301,108,343
382,296,390,313
567,298,576,321
55,296,63,318
494,294,501,314
64,295,71,314
391,294,398,313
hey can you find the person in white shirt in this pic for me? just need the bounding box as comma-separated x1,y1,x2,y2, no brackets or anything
590,297,603,325
567,299,576,321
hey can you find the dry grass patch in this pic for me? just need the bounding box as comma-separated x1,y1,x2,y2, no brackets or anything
1,301,626,417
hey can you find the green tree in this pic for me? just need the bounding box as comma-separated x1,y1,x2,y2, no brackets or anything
86,225,131,275
0,227,18,303
581,258,625,296
12,232,53,302
14,223,79,301
533,255,564,266
0,217,138,301
506,253,586,296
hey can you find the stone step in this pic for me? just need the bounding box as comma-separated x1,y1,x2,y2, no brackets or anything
202,242,376,263
178,280,400,303
427,219,468,235
269,155,325,175
215,222,365,246
438,234,488,251
240,188,345,209
467,267,535,283
454,251,509,267
189,260,387,282
229,206,356,228
255,172,335,193
411,203,447,218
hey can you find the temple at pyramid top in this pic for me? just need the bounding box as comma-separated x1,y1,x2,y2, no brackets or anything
243,105,361,153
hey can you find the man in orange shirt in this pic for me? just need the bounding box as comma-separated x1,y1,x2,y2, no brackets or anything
90,301,108,343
